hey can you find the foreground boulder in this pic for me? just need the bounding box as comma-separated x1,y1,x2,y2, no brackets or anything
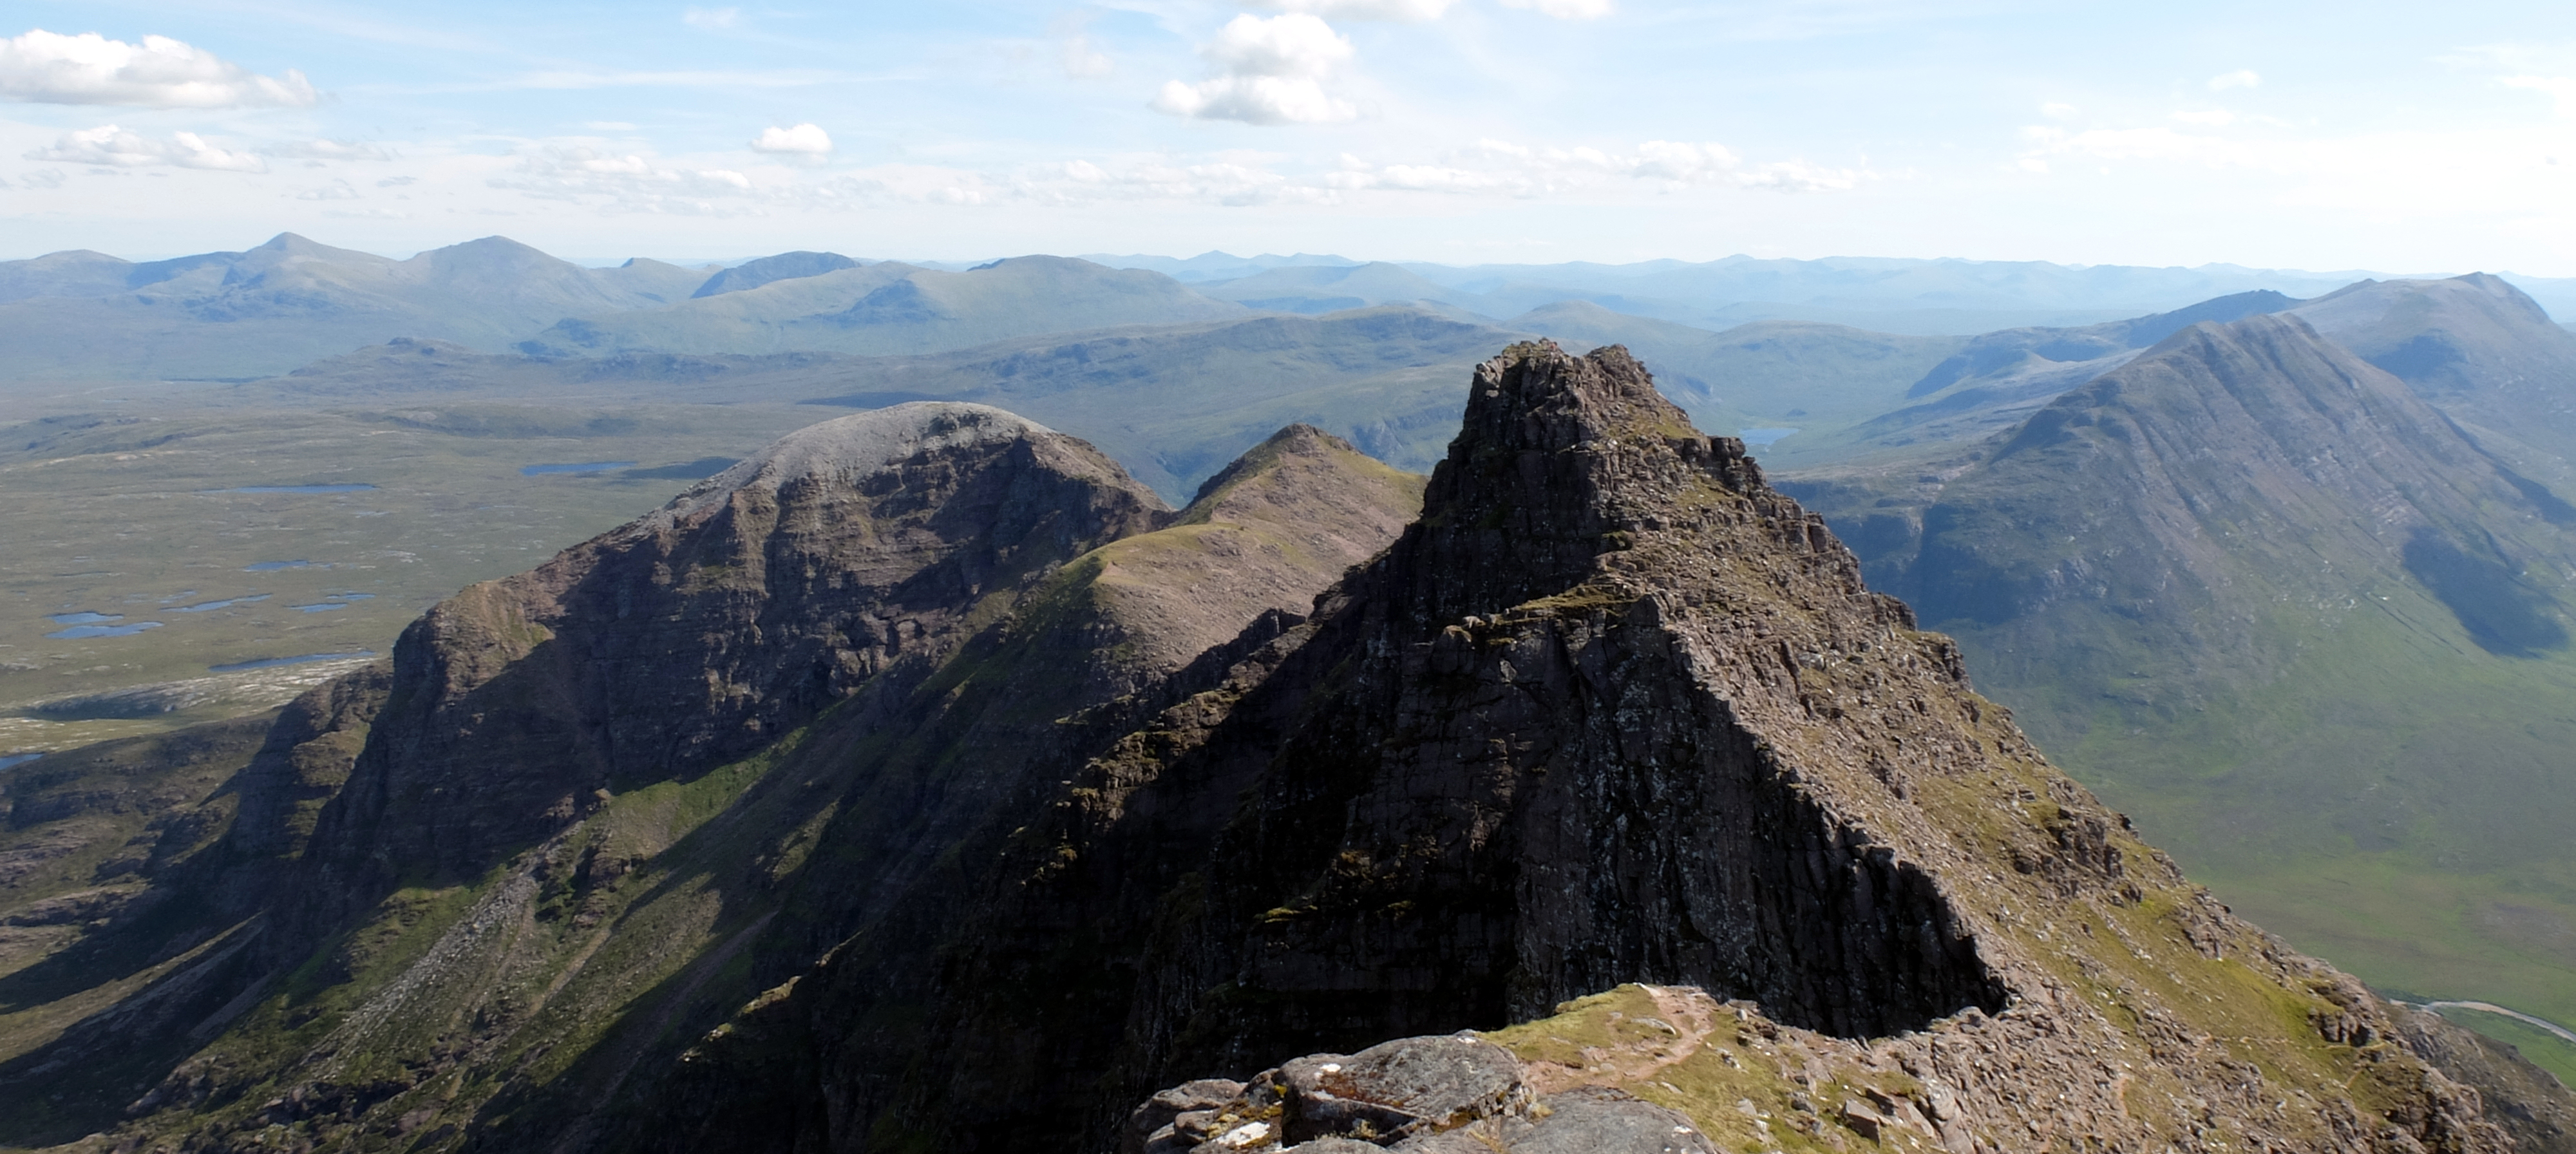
1126,1032,1714,1154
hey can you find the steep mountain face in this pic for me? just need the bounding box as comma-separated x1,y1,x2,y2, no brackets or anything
518,256,1247,359
636,343,2539,1153
300,404,1170,890
1783,314,2576,1074
0,233,710,381
0,408,1423,1151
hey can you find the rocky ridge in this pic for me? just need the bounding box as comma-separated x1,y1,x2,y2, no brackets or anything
0,405,1424,1149
642,343,2544,1152
5,344,2568,1153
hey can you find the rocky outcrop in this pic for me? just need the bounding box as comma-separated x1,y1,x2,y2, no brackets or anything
301,402,1168,889
648,343,2530,1153
17,346,2564,1153
2,408,1424,1153
1123,1033,1712,1154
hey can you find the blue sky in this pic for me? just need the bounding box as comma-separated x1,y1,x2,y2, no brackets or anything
1,1,2571,272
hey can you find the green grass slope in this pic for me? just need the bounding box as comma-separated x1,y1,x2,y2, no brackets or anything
1786,312,2576,1054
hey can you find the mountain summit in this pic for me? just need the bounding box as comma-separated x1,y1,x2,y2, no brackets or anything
2,346,2559,1153
638,343,2532,1151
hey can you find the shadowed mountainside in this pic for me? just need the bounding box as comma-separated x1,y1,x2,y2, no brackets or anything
614,343,2555,1153
0,408,1426,1150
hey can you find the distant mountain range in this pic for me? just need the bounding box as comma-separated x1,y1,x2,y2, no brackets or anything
6,234,2569,386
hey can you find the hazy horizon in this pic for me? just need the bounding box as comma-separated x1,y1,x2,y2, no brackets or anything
3,1,2571,274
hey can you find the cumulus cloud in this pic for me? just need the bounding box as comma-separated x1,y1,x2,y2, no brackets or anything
1250,0,1457,22
1153,13,1358,125
26,124,267,171
0,29,316,108
1497,0,1613,18
2206,69,2260,91
750,122,834,158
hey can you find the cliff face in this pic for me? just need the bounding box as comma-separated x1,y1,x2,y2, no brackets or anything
14,349,2568,1153
0,408,1422,1153
654,344,2532,1153
299,403,1169,889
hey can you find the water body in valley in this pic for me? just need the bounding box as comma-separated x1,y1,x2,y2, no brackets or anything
47,621,164,639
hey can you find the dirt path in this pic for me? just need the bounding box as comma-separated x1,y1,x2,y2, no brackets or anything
2423,1000,2576,1048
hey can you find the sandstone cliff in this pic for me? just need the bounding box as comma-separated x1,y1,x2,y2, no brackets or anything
645,344,2546,1152
0,406,1422,1150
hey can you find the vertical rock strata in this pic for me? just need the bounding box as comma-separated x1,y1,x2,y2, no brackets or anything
665,343,2511,1152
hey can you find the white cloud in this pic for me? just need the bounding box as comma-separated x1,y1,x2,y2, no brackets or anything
1498,0,1613,18
19,167,65,188
750,122,834,162
1153,14,1358,126
2041,102,2078,120
1250,0,1458,22
2170,109,2235,126
0,29,317,108
1154,75,1356,124
1204,13,1354,77
2207,69,2260,91
494,144,762,213
682,7,741,30
268,138,393,161
26,124,267,171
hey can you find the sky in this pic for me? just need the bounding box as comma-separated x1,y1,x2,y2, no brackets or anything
0,1,2571,272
